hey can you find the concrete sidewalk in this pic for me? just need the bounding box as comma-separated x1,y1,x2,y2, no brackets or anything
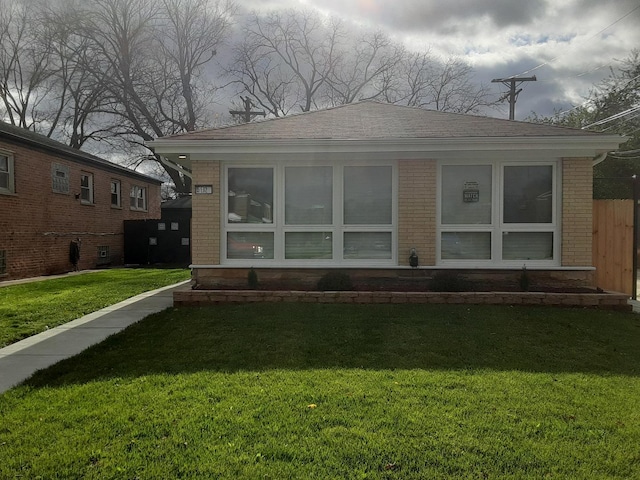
0,280,189,394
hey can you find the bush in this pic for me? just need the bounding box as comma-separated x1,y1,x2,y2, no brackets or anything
317,271,353,291
519,266,530,292
248,268,259,289
430,272,469,292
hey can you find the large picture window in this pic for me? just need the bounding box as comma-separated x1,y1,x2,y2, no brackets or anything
439,161,558,265
224,163,395,263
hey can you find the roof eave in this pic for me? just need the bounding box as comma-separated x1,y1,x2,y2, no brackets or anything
148,135,626,168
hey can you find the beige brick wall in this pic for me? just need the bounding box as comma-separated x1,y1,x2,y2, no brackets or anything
397,159,436,266
191,161,221,265
562,158,593,266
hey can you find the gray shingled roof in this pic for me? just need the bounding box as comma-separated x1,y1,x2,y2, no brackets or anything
163,101,603,141
0,121,162,184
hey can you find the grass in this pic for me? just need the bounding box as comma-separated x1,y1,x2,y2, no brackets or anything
0,268,190,347
1,303,639,478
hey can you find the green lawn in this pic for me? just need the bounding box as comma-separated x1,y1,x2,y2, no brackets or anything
0,268,190,347
1,303,639,479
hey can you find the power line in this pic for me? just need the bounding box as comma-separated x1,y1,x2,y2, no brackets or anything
513,4,640,78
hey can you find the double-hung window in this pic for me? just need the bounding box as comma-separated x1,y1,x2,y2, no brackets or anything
130,185,147,211
224,162,395,263
438,161,558,265
0,152,15,195
80,172,94,204
111,180,121,208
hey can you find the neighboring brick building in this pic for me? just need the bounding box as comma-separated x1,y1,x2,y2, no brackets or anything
148,101,625,290
0,122,162,280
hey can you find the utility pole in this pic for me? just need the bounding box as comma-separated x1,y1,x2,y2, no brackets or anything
491,76,537,120
229,96,266,123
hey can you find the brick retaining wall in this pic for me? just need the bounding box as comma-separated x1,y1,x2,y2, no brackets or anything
174,288,631,311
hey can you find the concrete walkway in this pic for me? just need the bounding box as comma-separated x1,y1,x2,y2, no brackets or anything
0,280,189,394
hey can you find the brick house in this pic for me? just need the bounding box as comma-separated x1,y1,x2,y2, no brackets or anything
0,122,162,280
148,101,625,290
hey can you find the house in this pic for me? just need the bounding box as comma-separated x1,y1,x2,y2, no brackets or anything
147,101,625,290
0,121,162,280
123,196,192,267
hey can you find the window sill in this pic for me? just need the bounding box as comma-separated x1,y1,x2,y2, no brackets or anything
111,205,123,210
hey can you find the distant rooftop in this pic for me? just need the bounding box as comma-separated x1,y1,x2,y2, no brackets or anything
0,121,162,184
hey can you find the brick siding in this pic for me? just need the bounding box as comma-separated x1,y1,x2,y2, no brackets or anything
397,159,436,266
191,161,220,266
562,158,593,267
0,139,161,280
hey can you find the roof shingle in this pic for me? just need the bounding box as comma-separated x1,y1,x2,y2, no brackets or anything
162,101,602,141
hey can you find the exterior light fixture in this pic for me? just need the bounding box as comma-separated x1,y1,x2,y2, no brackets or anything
178,154,187,159
409,248,419,268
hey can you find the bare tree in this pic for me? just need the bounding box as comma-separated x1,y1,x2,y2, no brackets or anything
0,0,58,129
229,9,341,116
65,0,235,193
229,9,495,117
323,30,404,106
384,52,495,114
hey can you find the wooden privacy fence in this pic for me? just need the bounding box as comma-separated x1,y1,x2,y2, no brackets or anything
592,199,634,296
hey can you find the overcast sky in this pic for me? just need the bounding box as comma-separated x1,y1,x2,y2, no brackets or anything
233,0,640,121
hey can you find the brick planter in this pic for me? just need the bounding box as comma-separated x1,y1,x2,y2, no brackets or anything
174,288,631,311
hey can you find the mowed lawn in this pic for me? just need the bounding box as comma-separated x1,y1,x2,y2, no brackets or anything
1,303,639,479
0,268,190,347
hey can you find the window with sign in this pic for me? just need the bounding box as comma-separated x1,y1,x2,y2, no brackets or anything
439,161,557,265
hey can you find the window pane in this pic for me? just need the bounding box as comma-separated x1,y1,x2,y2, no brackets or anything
441,232,491,260
285,166,332,225
441,165,492,224
227,232,274,259
285,232,333,259
228,168,273,224
503,166,552,223
344,166,392,224
0,156,7,171
502,232,553,260
344,232,392,259
0,172,7,189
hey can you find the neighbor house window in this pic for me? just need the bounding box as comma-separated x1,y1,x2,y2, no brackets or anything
0,249,6,274
130,185,147,211
80,172,94,204
0,153,15,195
52,163,70,194
438,161,557,265
110,180,121,207
224,163,395,263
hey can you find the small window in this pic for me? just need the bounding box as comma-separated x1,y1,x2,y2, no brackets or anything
80,172,94,204
149,237,157,246
97,246,110,265
158,222,166,231
52,163,70,194
0,249,6,274
110,180,121,207
0,153,15,195
171,222,179,231
130,185,147,211
181,237,190,246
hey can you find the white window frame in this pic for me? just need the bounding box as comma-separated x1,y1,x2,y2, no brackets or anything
110,179,121,208
80,172,94,204
130,185,147,211
222,160,397,266
0,152,15,195
437,159,560,267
